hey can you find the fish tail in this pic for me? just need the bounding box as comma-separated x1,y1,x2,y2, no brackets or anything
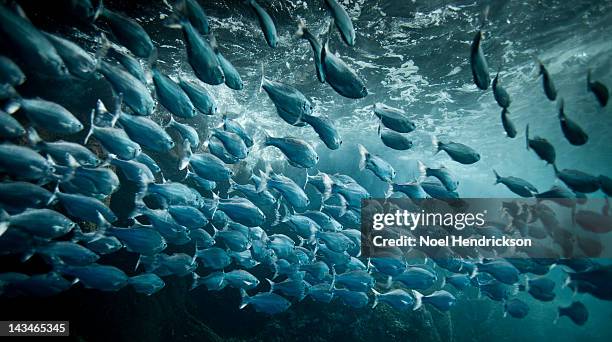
525,125,530,150
412,290,423,310
0,208,10,238
493,169,501,184
25,126,42,146
239,288,251,309
191,272,201,291
94,33,111,71
371,288,380,308
179,138,192,171
321,173,333,201
295,18,307,38
266,278,275,292
417,160,427,180
329,266,336,289
84,109,96,145
357,144,368,171
384,183,394,199
587,69,592,89
93,0,105,21
256,164,271,193
4,98,21,114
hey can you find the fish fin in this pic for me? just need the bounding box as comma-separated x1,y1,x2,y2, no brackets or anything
440,276,446,289
431,135,442,154
93,0,105,21
84,109,96,144
329,266,336,289
239,288,250,309
179,139,192,171
111,93,123,127
4,99,21,114
385,183,394,199
0,209,10,238
26,127,42,146
371,288,380,308
525,124,530,150
266,278,275,292
493,169,501,184
256,166,270,193
412,290,423,310
295,18,307,38
357,144,368,171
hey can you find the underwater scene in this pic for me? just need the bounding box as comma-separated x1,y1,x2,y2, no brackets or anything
1,0,611,341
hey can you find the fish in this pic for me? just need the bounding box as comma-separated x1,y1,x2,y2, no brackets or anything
435,139,480,165
301,113,342,150
42,32,98,79
392,267,437,290
492,72,511,108
300,261,330,281
305,171,334,201
152,68,197,119
574,210,612,233
166,116,200,148
54,189,117,226
0,83,18,101
558,99,588,146
222,115,253,147
324,0,355,46
553,166,600,193
84,109,142,160
6,98,83,135
267,273,309,300
504,298,529,318
295,20,325,83
107,225,167,255
332,270,374,292
2,272,74,297
260,74,312,126
85,236,123,255
135,206,191,245
525,125,555,165
208,137,240,164
374,103,416,133
443,274,471,290
0,144,55,182
379,125,413,150
115,105,175,153
186,152,234,182
0,5,69,78
215,228,251,252
57,264,128,291
178,0,210,36
308,283,334,303
34,241,99,266
386,182,428,200
371,288,418,311
557,301,588,326
321,39,367,99
280,214,319,243
228,179,276,209
240,288,291,314
493,169,538,197
263,134,319,168
168,205,209,230
0,55,26,86
128,273,165,295
107,47,148,85
97,61,155,116
537,60,557,101
258,170,310,210
413,290,456,311
27,127,100,167
333,288,369,308
0,182,55,212
185,169,217,191
229,250,260,269
475,259,520,285
212,129,248,159
216,50,243,90
318,231,354,253
139,252,197,276
166,15,224,85
357,144,396,182
420,162,458,192
500,108,517,138
246,0,278,48
97,3,155,59
224,270,260,290
179,77,218,115
470,30,490,90
195,247,231,269
520,277,555,302
587,69,608,107
59,162,120,199
303,211,342,232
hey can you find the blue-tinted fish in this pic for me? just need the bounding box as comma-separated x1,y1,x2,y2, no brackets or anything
324,0,355,46
191,271,226,291
386,182,428,200
379,126,413,150
554,166,599,194
373,103,416,133
357,144,395,182
587,69,608,107
420,162,458,192
267,272,309,300
308,283,334,303
493,169,538,197
196,247,231,269
229,250,260,269
223,115,253,147
185,169,217,191
264,134,318,168
392,267,437,290
443,274,471,290
98,4,155,59
218,197,265,227
168,205,209,230
153,68,197,119
216,51,243,90
42,32,97,79
179,77,218,115
98,61,155,116
302,113,342,150
0,144,55,182
215,228,251,252
501,108,517,138
0,55,25,86
470,30,490,90
413,289,456,311
520,277,555,302
35,241,99,266
59,163,120,199
27,128,100,167
54,190,117,226
84,109,141,160
213,129,248,159
371,288,418,311
240,289,291,315
525,125,555,165
134,153,161,174
107,225,167,255
475,259,520,285
333,270,374,292
0,109,25,139
108,46,147,85
0,182,54,213
295,20,325,83
261,75,312,126
86,236,123,255
6,98,83,135
187,152,233,181
558,99,588,146
333,288,369,308
116,109,175,153
58,264,128,291
557,301,588,326
306,171,334,200
140,252,197,277
492,72,511,108
146,181,204,207
247,0,278,48
5,208,75,239
537,60,557,101
224,270,260,290
321,40,367,99
504,298,529,318
0,6,69,77
258,170,310,210
128,273,165,295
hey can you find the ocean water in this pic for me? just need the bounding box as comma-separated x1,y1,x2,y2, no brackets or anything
1,0,612,341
